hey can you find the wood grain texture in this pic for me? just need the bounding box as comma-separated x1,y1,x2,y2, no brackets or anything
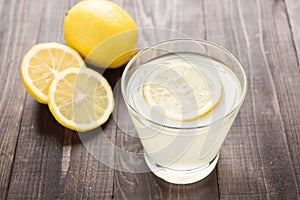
112,77,219,200
7,75,119,198
203,1,269,199
5,0,116,199
0,0,45,199
0,0,299,199
112,0,219,199
285,0,300,62
204,0,300,199
263,0,300,193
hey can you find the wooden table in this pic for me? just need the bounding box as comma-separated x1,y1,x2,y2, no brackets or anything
1,0,300,199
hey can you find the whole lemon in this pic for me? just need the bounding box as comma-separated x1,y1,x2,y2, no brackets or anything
64,0,138,68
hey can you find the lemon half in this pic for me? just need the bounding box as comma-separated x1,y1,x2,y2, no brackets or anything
143,62,222,121
21,43,85,103
48,67,114,132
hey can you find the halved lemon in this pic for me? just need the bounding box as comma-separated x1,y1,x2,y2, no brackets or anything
48,67,114,132
143,62,222,121
21,43,85,103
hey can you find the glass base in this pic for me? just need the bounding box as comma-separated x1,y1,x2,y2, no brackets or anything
144,153,219,184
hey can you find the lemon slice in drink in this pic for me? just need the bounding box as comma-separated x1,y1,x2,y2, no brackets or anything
21,43,85,103
143,62,222,121
48,67,114,132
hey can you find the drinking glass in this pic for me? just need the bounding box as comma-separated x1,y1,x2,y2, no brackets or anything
121,39,247,184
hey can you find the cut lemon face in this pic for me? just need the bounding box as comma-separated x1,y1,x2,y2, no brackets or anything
48,67,114,132
143,62,222,121
21,43,85,103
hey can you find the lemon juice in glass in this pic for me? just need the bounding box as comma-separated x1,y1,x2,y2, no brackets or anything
121,39,247,184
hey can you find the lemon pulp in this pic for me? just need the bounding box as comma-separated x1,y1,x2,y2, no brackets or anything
21,43,84,103
48,67,114,132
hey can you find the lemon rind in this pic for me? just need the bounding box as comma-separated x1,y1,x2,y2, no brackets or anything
143,62,222,121
48,67,114,132
21,42,85,103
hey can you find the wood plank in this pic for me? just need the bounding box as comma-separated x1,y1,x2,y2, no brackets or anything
203,0,299,199
2,0,299,199
285,0,300,62
6,0,117,199
6,101,116,199
0,0,45,198
112,0,219,199
284,6,300,186
113,79,219,200
262,0,300,192
114,0,206,39
203,1,268,199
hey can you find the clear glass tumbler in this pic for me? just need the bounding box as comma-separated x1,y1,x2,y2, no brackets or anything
121,39,247,184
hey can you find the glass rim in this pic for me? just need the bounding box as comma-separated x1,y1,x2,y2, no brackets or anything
121,38,248,130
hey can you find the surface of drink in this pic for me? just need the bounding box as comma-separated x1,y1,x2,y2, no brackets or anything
125,53,242,170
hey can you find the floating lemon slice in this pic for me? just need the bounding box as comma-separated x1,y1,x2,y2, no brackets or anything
48,67,114,132
21,43,85,103
143,62,222,121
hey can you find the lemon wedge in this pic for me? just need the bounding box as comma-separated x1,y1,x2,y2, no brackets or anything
143,62,222,121
21,43,85,103
48,67,114,132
